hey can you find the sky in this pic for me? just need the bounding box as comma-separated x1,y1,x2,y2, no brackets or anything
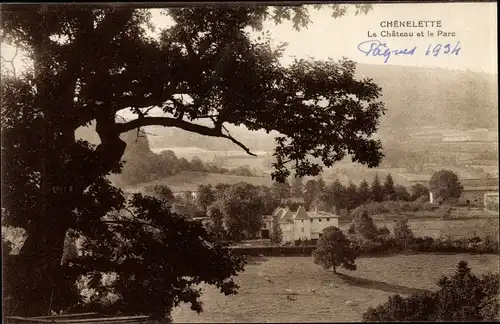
1,2,497,75
246,2,498,74
1,2,496,124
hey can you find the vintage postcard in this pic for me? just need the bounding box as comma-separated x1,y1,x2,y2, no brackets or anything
1,2,498,323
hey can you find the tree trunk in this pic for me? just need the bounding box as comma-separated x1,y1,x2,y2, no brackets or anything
333,264,337,274
7,222,69,316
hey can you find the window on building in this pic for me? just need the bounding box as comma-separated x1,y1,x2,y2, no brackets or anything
301,227,304,232
326,218,330,221
310,219,313,223
319,219,322,222
301,220,304,223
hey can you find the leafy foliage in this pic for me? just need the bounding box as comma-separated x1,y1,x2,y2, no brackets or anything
271,180,292,203
290,177,304,199
344,181,360,211
205,202,226,239
73,194,245,320
270,215,283,246
196,184,217,213
393,218,414,250
363,261,500,322
312,226,357,274
1,3,380,318
429,170,464,204
371,174,384,202
382,174,395,200
393,184,411,201
144,184,175,202
218,182,266,240
304,178,326,210
357,180,371,205
410,183,429,201
348,211,381,241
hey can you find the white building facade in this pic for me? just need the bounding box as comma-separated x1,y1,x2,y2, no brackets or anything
273,206,339,243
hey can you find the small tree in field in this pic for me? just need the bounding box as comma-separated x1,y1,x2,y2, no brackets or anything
313,226,357,274
393,218,414,250
270,218,283,246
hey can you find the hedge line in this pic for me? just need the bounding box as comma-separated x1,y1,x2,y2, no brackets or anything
230,236,499,257
230,246,316,257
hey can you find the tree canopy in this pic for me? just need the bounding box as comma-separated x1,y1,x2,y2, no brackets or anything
1,3,383,319
363,261,499,322
312,226,357,274
429,170,464,204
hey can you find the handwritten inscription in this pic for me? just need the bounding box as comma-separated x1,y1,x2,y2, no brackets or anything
357,40,461,63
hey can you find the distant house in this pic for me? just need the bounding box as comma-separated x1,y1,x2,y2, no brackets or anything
414,178,499,207
172,190,198,200
271,206,339,243
460,186,499,206
188,206,339,242
484,192,499,211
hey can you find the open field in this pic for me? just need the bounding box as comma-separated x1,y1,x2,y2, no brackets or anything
171,254,498,323
338,217,499,240
339,217,499,239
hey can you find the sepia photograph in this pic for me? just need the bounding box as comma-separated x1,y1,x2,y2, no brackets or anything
1,1,498,323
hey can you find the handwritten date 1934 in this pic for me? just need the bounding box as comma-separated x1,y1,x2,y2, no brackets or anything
357,39,462,63
425,41,461,56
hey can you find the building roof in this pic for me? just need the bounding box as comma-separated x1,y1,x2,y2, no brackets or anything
273,207,284,218
280,208,294,224
294,206,310,220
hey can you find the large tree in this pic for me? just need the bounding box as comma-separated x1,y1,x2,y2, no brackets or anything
357,179,371,204
196,184,217,213
324,179,347,212
1,4,383,318
271,180,292,202
410,183,429,201
218,182,267,240
371,174,384,202
304,178,326,211
429,170,464,204
313,226,357,274
290,176,305,199
382,173,395,201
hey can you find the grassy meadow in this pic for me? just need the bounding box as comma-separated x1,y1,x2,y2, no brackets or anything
171,254,499,323
339,216,499,240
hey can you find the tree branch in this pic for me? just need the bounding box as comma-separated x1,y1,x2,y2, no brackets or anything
116,116,257,156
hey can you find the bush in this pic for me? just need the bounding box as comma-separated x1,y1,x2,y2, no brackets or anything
363,261,500,322
351,200,437,219
351,237,398,255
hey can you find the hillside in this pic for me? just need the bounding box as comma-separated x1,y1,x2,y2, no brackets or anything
355,64,498,135
142,63,498,152
124,171,277,193
75,63,497,154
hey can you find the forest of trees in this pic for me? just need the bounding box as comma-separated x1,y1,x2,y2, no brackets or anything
142,172,434,241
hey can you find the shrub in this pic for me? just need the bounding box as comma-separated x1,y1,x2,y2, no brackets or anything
363,261,500,322
393,218,415,250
